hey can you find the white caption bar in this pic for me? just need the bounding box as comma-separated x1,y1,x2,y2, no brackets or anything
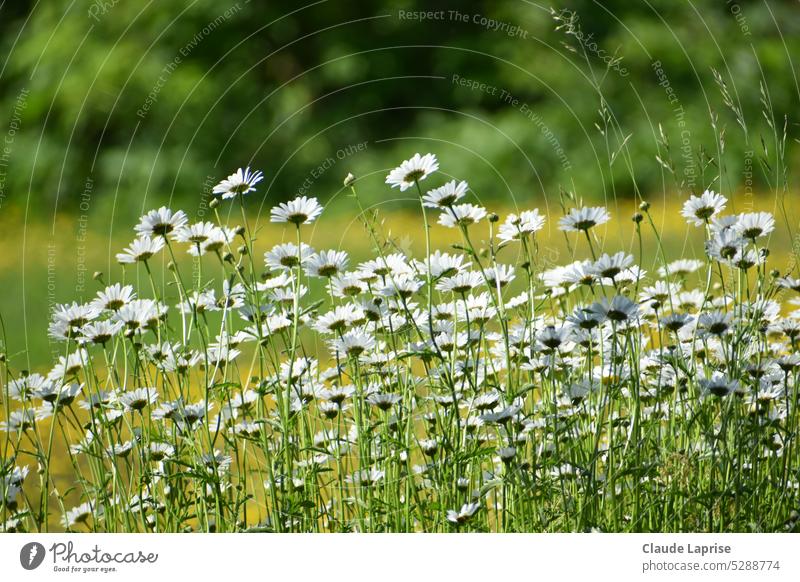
1,533,798,581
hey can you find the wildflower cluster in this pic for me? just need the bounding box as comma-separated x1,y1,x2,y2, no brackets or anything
1,157,799,533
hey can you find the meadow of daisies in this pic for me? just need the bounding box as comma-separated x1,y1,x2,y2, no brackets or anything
1,153,799,533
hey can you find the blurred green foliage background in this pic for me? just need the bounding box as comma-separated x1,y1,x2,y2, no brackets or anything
1,0,798,221
0,0,799,368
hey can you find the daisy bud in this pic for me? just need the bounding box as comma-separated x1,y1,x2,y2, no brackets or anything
488,212,499,223
343,172,356,187
238,245,248,255
167,261,176,271
209,198,220,209
235,225,246,237
93,271,104,281
639,201,650,211
0,353,5,363
632,213,643,223
223,252,234,263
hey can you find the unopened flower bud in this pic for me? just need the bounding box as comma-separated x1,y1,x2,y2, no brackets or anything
639,201,650,211
488,213,499,223
235,226,246,237
209,198,220,209
344,172,356,187
632,213,643,223
238,245,248,255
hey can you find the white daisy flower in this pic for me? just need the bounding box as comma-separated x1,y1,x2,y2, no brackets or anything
558,206,611,232
304,250,349,278
592,252,634,279
314,304,365,334
330,328,376,358
385,153,439,191
174,221,219,245
422,179,468,208
134,207,188,238
438,203,487,228
436,271,484,294
680,190,727,226
270,196,323,225
699,372,739,397
62,501,102,529
735,211,775,239
80,320,124,345
91,284,136,312
497,209,545,243
212,166,264,199
116,236,165,264
657,259,704,278
118,387,159,411
445,502,481,524
413,250,468,278
589,295,639,324
264,242,315,270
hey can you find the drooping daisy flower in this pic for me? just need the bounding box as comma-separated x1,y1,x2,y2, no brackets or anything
212,166,264,199
270,196,323,225
385,153,439,191
497,209,545,243
134,207,188,238
681,190,727,226
558,206,611,232
438,203,487,228
116,236,165,264
422,180,468,208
